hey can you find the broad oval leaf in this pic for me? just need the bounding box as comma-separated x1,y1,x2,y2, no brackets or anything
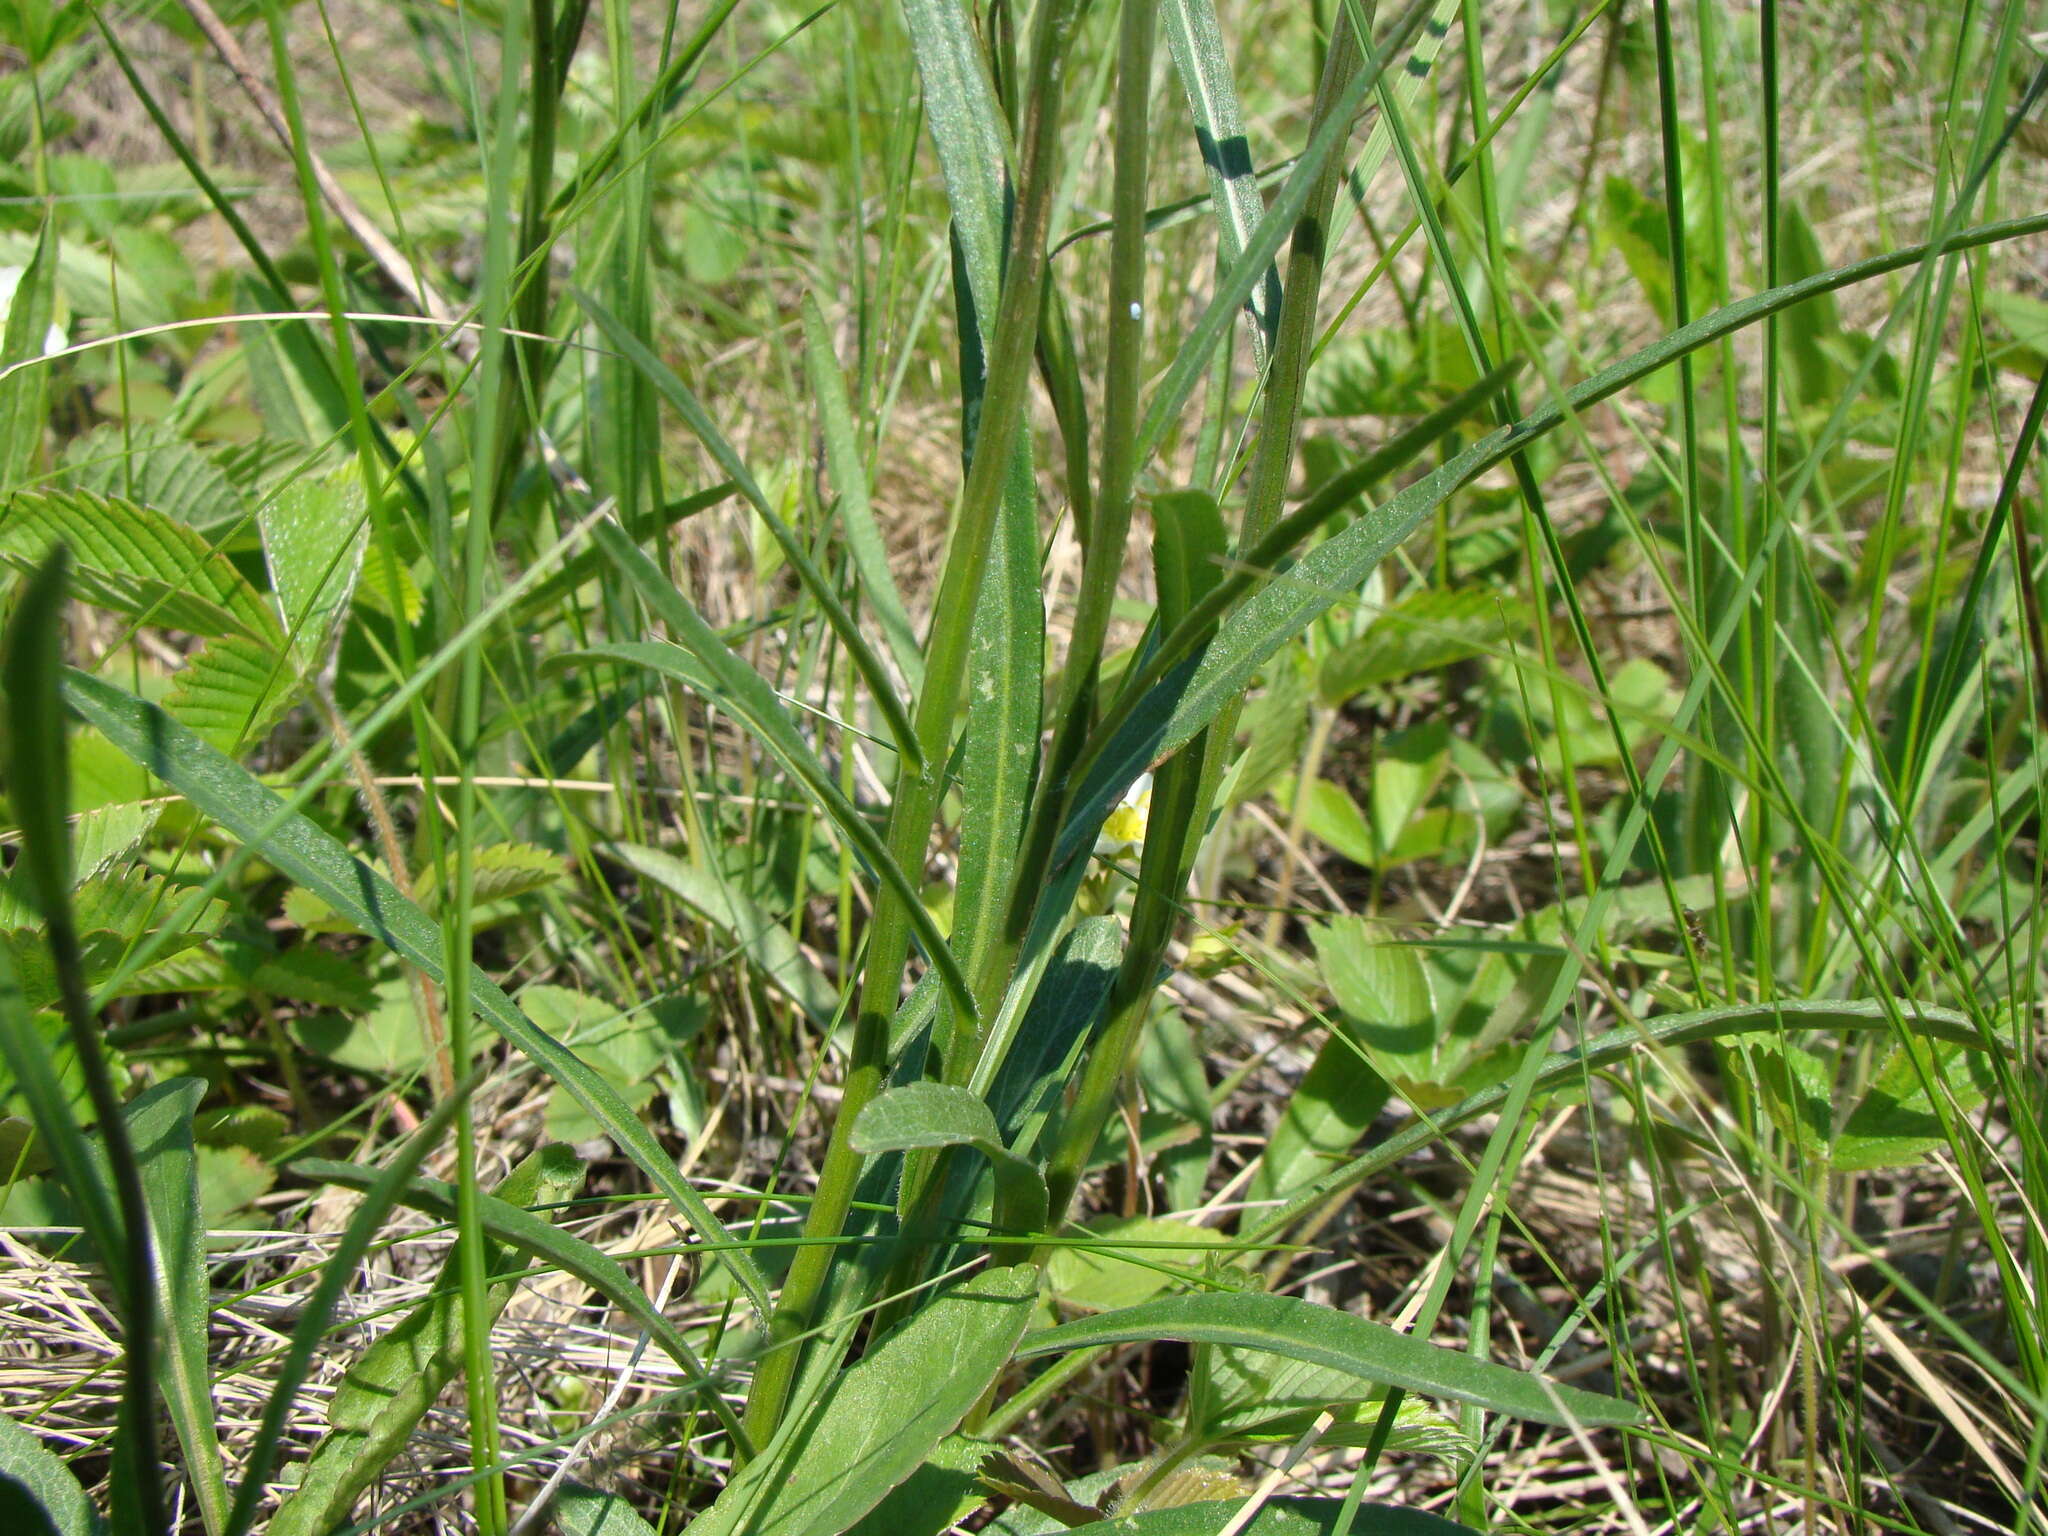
1016,1292,1641,1427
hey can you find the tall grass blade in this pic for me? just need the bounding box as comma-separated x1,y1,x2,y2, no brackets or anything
2,548,164,1536
800,295,923,685
1161,0,1282,363
572,288,921,768
124,1079,231,1536
1018,1292,1641,1427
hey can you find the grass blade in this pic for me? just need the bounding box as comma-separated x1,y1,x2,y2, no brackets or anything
2,548,164,1536
800,295,923,685
1161,0,1282,364
1017,1292,1640,1428
572,287,921,768
222,1072,477,1536
60,669,775,1321
124,1079,231,1536
1247,997,1981,1247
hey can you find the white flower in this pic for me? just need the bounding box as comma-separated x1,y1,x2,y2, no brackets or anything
0,265,66,357
1095,772,1152,855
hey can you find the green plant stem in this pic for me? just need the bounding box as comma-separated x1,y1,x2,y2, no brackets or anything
741,0,1088,1449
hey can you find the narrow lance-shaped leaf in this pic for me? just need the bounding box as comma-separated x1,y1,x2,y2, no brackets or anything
1161,0,1281,362
573,518,974,1022
799,294,923,685
60,670,775,1321
572,286,921,768
685,1265,1039,1536
124,1080,231,1536
1017,1291,1640,1427
0,219,58,489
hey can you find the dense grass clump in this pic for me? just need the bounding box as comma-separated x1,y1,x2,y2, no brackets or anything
0,1,2044,1533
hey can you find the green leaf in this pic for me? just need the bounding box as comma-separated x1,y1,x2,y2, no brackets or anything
1160,0,1281,361
0,1407,103,1536
844,1433,992,1536
224,1077,474,1536
987,917,1121,1157
61,671,774,1321
270,1147,588,1536
1835,1038,1990,1172
853,1083,1047,1238
0,220,58,489
1017,1292,1641,1427
0,489,279,643
1246,1024,1390,1207
1369,720,1450,857
567,628,970,1025
124,1078,230,1536
258,469,368,671
687,1264,1039,1536
602,843,836,1030
1056,1497,1473,1535
164,634,297,753
58,423,248,536
1061,214,2048,877
549,1483,662,1536
573,292,920,770
1246,997,1984,1245
800,294,921,684
1317,589,1509,707
289,973,432,1079
1046,1215,1229,1312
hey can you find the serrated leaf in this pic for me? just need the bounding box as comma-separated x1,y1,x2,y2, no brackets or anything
1318,589,1508,707
245,946,377,1012
1017,1291,1640,1428
413,841,565,915
687,1265,1039,1536
58,423,248,535
0,488,278,642
165,634,298,753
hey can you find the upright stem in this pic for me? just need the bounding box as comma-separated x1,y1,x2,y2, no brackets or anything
742,0,1089,1448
